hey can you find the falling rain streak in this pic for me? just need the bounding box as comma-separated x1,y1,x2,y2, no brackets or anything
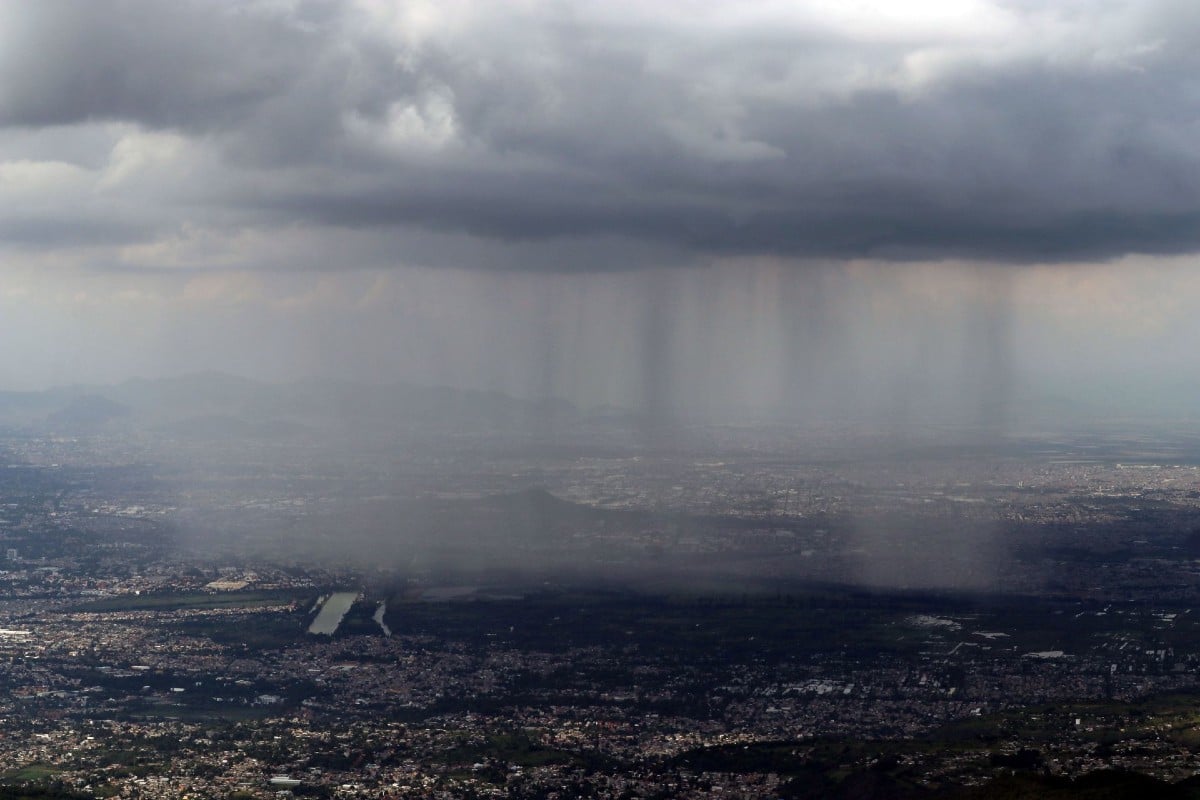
443,262,1019,436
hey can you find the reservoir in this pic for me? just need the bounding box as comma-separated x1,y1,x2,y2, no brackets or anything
308,592,358,635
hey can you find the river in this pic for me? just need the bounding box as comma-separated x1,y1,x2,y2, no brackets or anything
373,601,391,637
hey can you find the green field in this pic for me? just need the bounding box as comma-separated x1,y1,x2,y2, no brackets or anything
70,589,303,613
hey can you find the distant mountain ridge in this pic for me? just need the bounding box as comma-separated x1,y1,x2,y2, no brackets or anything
0,372,580,437
3,370,1192,437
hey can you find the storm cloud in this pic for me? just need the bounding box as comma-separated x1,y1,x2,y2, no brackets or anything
3,0,1200,270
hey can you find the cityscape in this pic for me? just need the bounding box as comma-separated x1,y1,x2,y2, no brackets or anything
0,382,1195,797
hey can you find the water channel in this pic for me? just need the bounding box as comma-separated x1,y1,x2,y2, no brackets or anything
307,591,358,635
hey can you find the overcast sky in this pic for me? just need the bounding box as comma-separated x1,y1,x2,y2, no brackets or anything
2,1,1199,421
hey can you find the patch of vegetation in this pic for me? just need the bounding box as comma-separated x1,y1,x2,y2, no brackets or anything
70,589,301,613
0,788,89,800
444,732,586,770
1,766,62,784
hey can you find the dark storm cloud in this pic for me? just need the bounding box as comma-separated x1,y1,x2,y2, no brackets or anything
0,2,304,129
3,1,1200,267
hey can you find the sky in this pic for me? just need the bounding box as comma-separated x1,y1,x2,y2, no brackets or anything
2,0,1200,422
